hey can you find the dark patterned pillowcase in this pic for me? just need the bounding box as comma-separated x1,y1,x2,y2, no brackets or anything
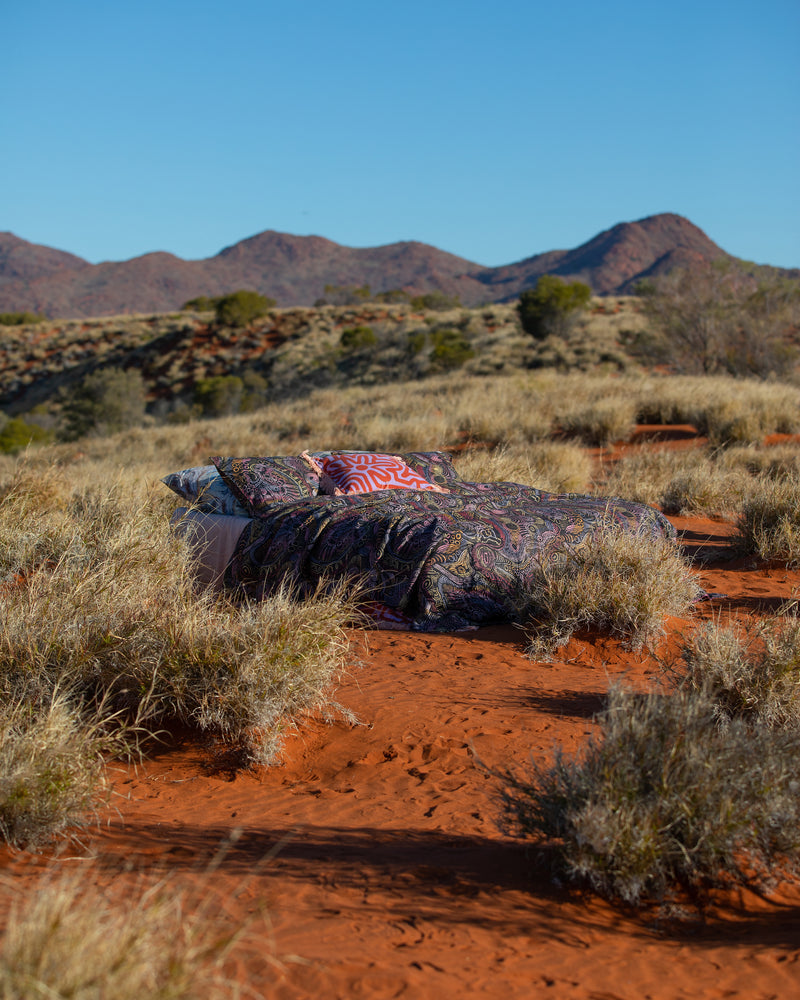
161,464,251,517
211,456,319,515
399,452,461,488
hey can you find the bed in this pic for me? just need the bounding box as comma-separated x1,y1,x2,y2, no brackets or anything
163,450,676,632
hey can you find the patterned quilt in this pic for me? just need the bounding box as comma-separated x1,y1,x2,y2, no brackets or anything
224,480,676,632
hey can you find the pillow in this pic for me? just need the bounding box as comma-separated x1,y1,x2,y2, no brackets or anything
318,452,448,495
161,465,251,517
211,455,319,515
399,451,461,488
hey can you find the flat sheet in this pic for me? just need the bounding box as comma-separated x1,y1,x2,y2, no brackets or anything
170,507,252,589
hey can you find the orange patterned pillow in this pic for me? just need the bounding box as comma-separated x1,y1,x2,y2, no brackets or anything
320,453,448,495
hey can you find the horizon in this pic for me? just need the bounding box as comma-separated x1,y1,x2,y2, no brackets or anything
3,1,799,270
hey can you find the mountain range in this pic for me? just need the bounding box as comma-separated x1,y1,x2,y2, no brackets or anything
1,213,795,320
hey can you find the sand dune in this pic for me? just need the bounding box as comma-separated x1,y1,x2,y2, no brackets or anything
2,507,799,997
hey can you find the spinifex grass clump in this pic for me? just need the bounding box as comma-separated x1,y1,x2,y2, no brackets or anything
0,461,359,845
734,478,800,564
0,870,237,1000
453,442,591,494
498,686,800,905
673,616,800,730
660,465,750,516
0,695,118,848
515,520,700,656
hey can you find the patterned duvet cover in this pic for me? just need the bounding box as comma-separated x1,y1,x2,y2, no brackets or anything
224,479,675,632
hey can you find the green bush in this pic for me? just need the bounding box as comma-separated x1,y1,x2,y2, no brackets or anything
193,375,244,417
180,295,216,312
59,368,148,441
517,276,592,340
214,290,275,327
340,325,377,351
429,328,475,371
0,416,53,454
0,311,46,325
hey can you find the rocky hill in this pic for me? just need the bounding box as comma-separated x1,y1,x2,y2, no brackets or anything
3,214,785,320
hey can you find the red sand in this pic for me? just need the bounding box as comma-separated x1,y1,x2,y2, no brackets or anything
3,502,800,995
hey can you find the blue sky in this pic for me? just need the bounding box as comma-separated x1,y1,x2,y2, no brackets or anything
3,0,799,268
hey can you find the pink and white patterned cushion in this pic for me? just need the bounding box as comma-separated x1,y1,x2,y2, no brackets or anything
319,452,448,495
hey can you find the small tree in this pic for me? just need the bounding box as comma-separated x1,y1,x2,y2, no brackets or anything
639,262,799,376
193,375,244,417
59,368,147,441
517,276,592,341
214,290,275,328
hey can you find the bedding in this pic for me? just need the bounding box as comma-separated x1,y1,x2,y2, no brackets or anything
161,464,251,517
170,507,251,588
220,474,677,632
212,455,319,514
318,452,448,495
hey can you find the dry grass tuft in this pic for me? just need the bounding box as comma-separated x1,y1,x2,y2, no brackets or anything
558,396,637,447
514,520,700,656
0,460,359,844
0,695,115,849
673,616,800,730
734,478,800,564
0,869,238,999
453,442,591,493
661,465,750,516
497,685,800,904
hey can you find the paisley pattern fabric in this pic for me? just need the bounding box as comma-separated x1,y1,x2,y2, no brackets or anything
211,456,319,515
225,479,676,632
399,451,461,487
321,452,447,495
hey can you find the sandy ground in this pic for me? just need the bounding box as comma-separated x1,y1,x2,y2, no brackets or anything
3,448,800,997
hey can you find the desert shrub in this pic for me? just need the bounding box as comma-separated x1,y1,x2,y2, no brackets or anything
517,276,592,341
558,396,637,446
0,416,52,454
674,618,800,730
193,375,244,417
734,478,800,563
214,289,275,327
0,870,235,999
0,311,47,325
512,519,699,656
316,283,372,306
340,325,377,351
497,685,800,904
409,291,461,311
0,695,116,848
374,288,411,304
59,367,148,441
640,263,800,377
180,295,216,312
429,328,475,371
